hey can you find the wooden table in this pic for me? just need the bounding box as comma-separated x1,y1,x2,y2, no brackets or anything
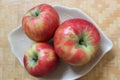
0,0,120,80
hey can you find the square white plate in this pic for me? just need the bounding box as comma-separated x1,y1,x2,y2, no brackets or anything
8,4,113,80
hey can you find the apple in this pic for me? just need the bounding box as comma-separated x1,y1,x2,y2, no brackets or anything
22,4,59,42
23,43,59,77
54,18,101,66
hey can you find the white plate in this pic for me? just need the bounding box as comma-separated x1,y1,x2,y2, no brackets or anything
8,4,113,80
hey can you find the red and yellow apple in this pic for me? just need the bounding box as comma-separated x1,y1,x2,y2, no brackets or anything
54,18,101,66
23,43,59,77
22,4,59,42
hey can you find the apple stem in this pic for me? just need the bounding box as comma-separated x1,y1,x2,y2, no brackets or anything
79,39,87,47
32,55,38,62
35,12,39,16
31,8,40,17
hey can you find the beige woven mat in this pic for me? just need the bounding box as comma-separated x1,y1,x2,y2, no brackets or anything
0,0,120,80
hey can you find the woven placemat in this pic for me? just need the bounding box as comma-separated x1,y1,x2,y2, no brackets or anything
0,0,120,80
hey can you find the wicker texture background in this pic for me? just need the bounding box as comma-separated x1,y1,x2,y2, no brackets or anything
0,0,120,80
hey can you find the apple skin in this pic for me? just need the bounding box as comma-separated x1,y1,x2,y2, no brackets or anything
22,4,59,42
54,18,101,66
23,43,59,77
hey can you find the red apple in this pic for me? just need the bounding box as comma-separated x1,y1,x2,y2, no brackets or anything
22,4,59,42
24,43,59,77
54,18,101,66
